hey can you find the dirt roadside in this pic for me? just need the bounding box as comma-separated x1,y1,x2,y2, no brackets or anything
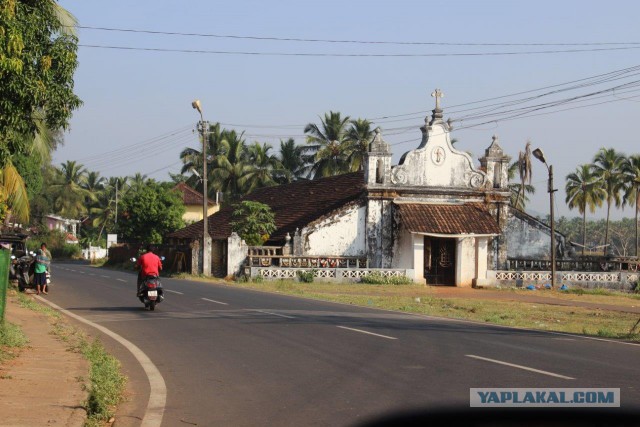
0,292,88,427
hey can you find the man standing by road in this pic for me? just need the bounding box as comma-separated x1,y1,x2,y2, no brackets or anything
136,245,162,296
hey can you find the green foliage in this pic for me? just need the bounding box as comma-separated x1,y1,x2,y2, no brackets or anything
296,269,315,283
117,181,185,244
12,154,43,199
0,1,82,164
27,229,80,259
360,272,413,285
80,339,126,424
230,201,276,246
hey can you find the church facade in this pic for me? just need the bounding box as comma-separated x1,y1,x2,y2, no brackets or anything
169,90,560,286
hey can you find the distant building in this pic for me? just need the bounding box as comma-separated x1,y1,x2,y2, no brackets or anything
44,214,80,244
173,182,220,223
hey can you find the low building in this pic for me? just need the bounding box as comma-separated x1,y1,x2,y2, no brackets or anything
173,182,220,224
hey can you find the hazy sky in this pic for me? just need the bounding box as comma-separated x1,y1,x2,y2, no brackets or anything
54,0,640,220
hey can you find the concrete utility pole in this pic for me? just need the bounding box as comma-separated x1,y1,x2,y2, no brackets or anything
533,148,556,287
192,100,211,276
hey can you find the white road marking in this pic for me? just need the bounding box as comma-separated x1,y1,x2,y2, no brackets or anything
36,297,166,427
116,279,127,283
465,355,574,379
336,326,397,340
165,290,183,295
201,298,228,305
254,310,294,319
100,275,110,278
69,269,77,272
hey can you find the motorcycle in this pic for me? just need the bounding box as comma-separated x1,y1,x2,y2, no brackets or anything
11,252,35,292
131,257,165,311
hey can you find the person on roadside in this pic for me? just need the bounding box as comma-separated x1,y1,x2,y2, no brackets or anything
135,245,163,296
34,243,50,295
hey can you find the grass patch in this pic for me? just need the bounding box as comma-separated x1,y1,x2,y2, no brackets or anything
0,321,29,362
16,293,61,319
361,272,413,285
80,338,127,426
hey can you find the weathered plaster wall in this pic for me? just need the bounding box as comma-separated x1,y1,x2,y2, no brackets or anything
393,229,415,271
505,211,551,259
227,232,248,277
302,204,366,256
456,237,477,287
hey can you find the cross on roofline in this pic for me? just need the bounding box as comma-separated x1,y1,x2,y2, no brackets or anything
431,88,444,110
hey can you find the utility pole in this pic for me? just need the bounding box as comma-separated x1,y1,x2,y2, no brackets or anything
533,148,556,287
192,100,211,276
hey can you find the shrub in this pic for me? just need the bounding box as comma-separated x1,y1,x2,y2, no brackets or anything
361,272,412,285
297,269,315,283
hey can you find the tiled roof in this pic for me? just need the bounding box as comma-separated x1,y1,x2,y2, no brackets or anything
173,182,215,206
168,172,365,241
396,203,500,235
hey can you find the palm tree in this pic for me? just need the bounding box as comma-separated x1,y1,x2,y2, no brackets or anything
211,130,250,202
565,164,606,255
622,155,640,256
82,171,105,205
508,161,535,210
304,111,352,179
129,173,148,191
50,160,92,218
91,196,116,241
0,161,29,224
515,141,533,210
277,138,309,183
241,142,281,193
180,122,224,194
592,148,626,252
345,119,374,172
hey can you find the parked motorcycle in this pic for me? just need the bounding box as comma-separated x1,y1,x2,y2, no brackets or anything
11,252,35,292
131,257,165,311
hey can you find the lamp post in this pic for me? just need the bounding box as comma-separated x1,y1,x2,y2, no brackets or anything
532,148,556,287
192,100,211,276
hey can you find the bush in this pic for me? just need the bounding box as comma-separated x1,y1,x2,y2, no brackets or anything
297,269,315,283
360,272,413,285
26,230,82,259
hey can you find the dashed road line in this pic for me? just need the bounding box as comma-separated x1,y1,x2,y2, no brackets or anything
465,354,574,379
165,290,183,295
116,279,127,283
253,310,294,319
201,298,228,305
336,326,397,340
101,275,110,278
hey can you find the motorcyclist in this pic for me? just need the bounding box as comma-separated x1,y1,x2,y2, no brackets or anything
136,244,163,296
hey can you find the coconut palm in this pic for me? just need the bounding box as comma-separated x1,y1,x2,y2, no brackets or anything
304,111,352,179
592,148,626,252
622,155,640,256
211,130,250,202
0,161,29,224
241,142,281,193
565,164,606,255
180,122,224,194
345,119,374,172
276,138,309,184
508,161,535,210
50,161,92,218
514,141,533,210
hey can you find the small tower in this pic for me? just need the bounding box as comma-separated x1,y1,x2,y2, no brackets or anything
365,128,392,186
480,135,511,189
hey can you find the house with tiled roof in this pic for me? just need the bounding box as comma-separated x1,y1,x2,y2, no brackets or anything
173,182,220,224
169,91,564,285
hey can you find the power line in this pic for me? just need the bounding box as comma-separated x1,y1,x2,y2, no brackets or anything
78,43,640,57
74,25,640,47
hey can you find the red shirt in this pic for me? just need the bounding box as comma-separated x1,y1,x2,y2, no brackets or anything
137,252,162,277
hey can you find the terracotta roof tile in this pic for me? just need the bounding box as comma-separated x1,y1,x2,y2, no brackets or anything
397,203,500,235
173,182,215,206
168,172,365,241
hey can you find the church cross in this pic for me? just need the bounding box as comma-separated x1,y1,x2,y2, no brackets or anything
431,88,444,110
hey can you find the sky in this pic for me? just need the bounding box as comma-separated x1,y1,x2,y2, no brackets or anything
54,0,640,220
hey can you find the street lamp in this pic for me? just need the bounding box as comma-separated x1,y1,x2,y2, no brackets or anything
192,100,211,276
532,147,556,287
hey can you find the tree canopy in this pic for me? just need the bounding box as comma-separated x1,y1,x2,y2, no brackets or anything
230,201,276,246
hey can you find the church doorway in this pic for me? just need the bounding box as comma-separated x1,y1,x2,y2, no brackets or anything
424,237,456,285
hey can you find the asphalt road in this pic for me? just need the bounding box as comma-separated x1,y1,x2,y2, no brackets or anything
44,262,640,426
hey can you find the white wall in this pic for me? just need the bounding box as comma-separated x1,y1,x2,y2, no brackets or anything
303,204,366,256
456,237,476,287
